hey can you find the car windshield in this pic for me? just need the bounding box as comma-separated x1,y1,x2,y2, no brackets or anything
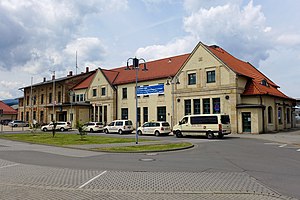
162,122,170,126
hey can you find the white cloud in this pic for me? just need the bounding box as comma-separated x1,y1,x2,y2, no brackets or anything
0,0,128,73
137,0,273,67
276,34,300,47
136,36,196,61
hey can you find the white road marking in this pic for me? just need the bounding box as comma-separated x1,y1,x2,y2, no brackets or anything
279,144,287,148
0,164,19,169
264,143,281,145
297,149,300,152
79,170,107,189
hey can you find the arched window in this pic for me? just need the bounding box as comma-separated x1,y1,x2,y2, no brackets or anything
268,106,273,124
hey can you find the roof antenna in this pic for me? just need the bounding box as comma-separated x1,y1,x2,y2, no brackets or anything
75,51,78,75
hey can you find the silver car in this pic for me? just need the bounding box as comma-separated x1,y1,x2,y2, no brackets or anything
8,120,29,127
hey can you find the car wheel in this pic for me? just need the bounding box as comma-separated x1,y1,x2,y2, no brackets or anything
14,124,18,127
60,127,65,132
154,131,160,137
104,129,109,134
43,128,47,132
217,133,224,139
118,129,123,135
90,129,94,133
175,130,183,138
137,130,142,135
207,131,214,139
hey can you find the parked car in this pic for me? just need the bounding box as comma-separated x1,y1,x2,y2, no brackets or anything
82,122,104,133
8,120,29,127
0,119,12,125
41,121,72,132
137,121,171,136
173,114,231,139
104,120,133,134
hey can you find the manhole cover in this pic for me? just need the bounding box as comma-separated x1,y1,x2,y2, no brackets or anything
139,158,155,162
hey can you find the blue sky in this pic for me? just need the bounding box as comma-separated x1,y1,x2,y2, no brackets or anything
0,0,300,99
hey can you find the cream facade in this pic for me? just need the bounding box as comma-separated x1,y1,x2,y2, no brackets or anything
18,42,295,133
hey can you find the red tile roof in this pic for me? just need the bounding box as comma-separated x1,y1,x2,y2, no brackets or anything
108,54,190,85
73,72,96,90
71,43,291,100
0,101,17,115
206,44,291,99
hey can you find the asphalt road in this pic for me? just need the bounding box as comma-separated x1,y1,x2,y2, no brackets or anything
0,133,299,200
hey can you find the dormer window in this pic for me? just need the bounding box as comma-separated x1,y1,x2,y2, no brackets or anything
261,79,269,86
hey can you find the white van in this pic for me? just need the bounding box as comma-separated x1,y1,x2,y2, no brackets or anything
173,114,231,139
104,120,133,134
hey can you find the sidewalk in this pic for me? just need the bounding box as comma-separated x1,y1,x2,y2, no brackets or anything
231,128,300,146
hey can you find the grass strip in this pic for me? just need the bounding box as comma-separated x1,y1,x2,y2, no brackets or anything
0,133,150,146
92,142,193,152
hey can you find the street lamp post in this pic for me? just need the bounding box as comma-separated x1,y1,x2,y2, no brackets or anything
126,57,147,144
166,76,180,128
50,70,55,122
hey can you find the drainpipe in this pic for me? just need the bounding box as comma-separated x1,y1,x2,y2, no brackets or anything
115,86,118,121
260,95,265,133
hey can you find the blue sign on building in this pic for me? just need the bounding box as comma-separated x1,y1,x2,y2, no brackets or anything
137,84,164,96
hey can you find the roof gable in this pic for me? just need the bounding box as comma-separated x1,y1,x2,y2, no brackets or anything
73,72,96,90
206,45,278,87
204,44,292,99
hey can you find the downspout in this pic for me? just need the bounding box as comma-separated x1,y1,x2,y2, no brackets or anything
260,95,265,133
115,86,118,121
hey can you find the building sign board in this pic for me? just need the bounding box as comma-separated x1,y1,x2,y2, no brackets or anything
137,84,164,96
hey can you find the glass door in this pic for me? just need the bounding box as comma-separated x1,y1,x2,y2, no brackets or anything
242,112,251,132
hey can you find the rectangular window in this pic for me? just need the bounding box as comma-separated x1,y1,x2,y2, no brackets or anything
207,70,216,83
33,96,37,105
33,111,36,120
185,99,192,115
101,87,106,96
287,108,290,123
157,106,166,121
143,107,148,123
92,89,97,97
121,108,128,120
58,91,61,103
278,107,282,124
203,98,210,114
40,111,44,123
213,98,221,114
26,112,29,121
26,96,29,106
193,99,200,114
104,105,107,124
76,95,80,102
80,94,84,102
41,94,44,104
49,93,52,104
188,73,196,85
122,88,127,99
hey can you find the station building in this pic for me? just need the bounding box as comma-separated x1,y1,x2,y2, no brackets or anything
18,42,296,134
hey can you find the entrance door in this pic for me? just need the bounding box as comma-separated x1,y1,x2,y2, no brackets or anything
242,112,251,132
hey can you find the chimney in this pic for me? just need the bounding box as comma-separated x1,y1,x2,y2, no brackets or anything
52,75,55,80
68,71,73,77
43,77,46,82
86,67,89,73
